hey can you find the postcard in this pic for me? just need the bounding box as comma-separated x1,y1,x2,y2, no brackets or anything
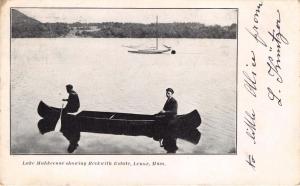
0,0,299,185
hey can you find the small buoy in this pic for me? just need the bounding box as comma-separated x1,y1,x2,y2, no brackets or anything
171,50,176,54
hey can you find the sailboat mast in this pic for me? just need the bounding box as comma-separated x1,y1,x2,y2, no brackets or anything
156,16,158,50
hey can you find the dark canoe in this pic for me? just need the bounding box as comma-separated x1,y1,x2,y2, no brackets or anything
37,101,202,144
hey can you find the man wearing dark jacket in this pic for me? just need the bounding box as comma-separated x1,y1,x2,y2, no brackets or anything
62,84,80,114
156,88,178,153
159,88,178,117
62,84,80,153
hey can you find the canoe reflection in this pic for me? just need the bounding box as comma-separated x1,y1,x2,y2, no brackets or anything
37,101,201,153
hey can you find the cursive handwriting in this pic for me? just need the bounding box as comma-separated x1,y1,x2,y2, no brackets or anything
244,2,289,172
267,55,283,83
244,109,256,144
246,2,268,47
243,51,257,97
268,10,289,45
246,154,256,170
266,9,288,106
267,87,282,106
267,10,289,84
243,2,263,171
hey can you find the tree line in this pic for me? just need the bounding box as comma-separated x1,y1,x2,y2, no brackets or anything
12,9,236,38
73,22,236,39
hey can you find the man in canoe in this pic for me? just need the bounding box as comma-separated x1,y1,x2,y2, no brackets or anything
62,84,80,153
155,88,178,153
158,88,178,117
62,84,80,114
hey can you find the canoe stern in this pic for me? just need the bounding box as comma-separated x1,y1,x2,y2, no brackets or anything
37,101,60,134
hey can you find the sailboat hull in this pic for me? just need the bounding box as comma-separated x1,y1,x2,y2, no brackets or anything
128,48,171,54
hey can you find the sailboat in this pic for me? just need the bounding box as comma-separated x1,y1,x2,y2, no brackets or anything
128,16,172,54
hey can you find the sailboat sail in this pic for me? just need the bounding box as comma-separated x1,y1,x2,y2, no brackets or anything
128,16,171,54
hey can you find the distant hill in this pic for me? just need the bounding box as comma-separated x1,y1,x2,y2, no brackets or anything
12,9,41,26
11,9,70,38
11,9,236,39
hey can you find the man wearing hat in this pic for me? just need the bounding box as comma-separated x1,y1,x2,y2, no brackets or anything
159,88,178,117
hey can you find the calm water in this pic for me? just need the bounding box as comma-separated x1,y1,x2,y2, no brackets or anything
11,38,236,154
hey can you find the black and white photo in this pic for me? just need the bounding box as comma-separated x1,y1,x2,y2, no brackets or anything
10,8,237,154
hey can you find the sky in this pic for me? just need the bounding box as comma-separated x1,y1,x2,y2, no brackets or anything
17,8,237,26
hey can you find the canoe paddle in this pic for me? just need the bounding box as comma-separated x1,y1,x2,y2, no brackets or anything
54,103,64,132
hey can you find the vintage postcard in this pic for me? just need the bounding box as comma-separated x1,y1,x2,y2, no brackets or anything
0,0,299,185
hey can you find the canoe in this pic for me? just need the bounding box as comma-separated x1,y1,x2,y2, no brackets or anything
37,101,201,144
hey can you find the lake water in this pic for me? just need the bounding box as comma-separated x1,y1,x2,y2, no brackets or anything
11,38,236,154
